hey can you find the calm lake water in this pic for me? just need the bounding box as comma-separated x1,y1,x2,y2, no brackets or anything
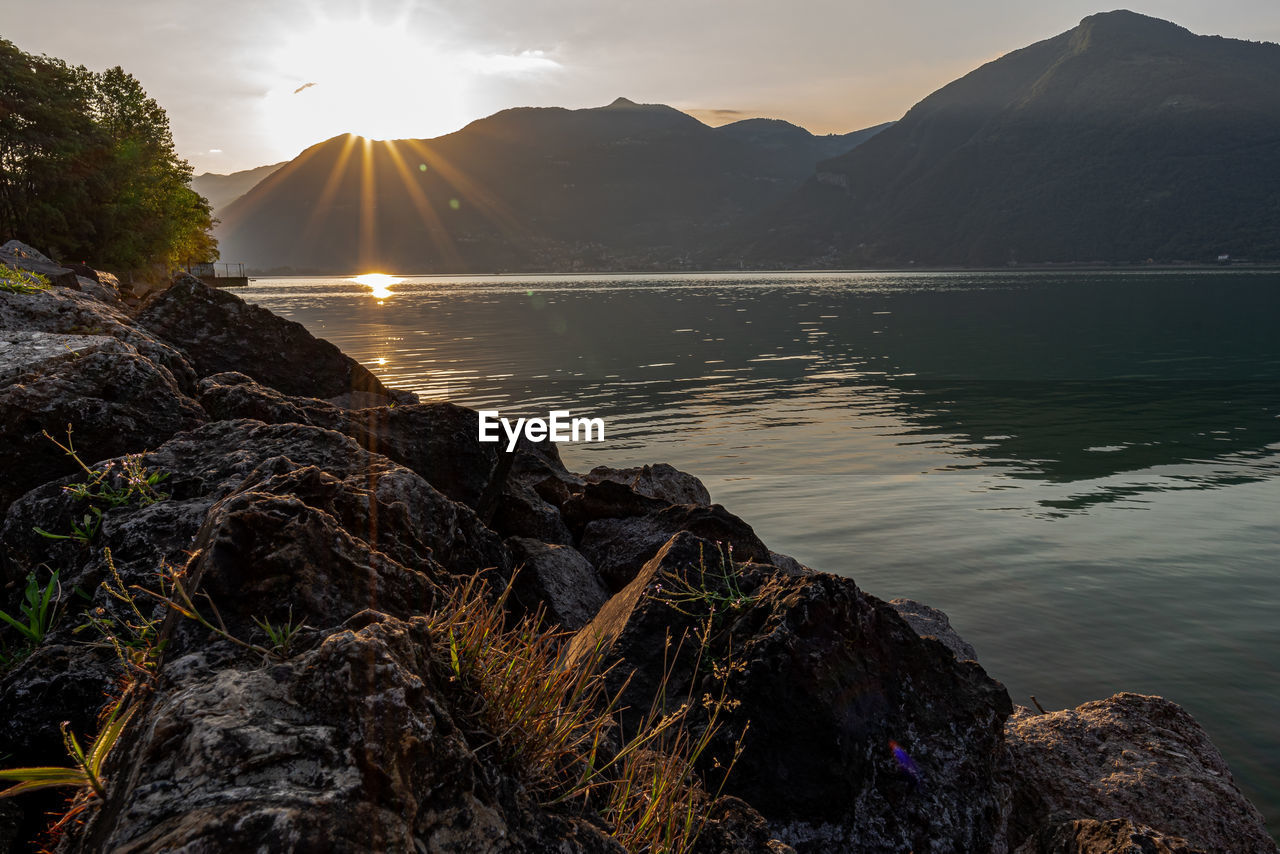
241,270,1280,828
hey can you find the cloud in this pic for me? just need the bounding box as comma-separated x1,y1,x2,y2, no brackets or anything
293,81,317,94
471,50,561,75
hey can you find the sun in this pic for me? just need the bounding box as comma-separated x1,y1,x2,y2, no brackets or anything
262,14,474,152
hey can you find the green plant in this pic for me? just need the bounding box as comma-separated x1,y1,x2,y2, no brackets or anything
0,265,49,294
252,607,308,658
0,570,61,649
73,549,166,679
32,426,169,545
0,699,137,825
135,555,299,662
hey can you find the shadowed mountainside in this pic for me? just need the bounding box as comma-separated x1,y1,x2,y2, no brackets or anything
215,99,887,273
190,162,287,217
725,10,1280,267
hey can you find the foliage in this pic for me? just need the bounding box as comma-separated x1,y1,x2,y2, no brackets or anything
0,698,138,832
0,265,48,294
0,38,217,270
73,549,166,680
252,607,309,658
32,426,169,545
433,574,745,853
0,571,62,666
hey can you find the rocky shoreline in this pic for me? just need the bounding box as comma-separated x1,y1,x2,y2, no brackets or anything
0,241,1274,853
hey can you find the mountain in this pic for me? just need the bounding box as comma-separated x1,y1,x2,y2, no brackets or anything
728,11,1280,267
214,99,885,273
190,162,286,217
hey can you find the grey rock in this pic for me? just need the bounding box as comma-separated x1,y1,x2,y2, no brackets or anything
0,336,205,513
889,597,979,661
137,274,392,400
1004,693,1278,854
0,282,198,392
568,531,1015,854
585,463,711,506
506,537,609,631
1012,818,1205,854
196,371,347,429
74,616,624,853
577,501,771,591
0,239,77,287
0,330,116,384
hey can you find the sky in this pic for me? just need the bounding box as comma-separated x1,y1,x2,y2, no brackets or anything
5,0,1280,175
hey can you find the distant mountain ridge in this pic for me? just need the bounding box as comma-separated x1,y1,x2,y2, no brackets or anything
727,10,1280,266
190,162,286,217
214,100,888,273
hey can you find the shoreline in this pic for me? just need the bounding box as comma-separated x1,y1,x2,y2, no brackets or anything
0,249,1275,852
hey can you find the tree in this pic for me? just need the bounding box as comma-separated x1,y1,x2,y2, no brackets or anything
0,39,217,270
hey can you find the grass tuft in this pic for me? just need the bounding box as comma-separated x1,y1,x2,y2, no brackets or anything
0,265,49,294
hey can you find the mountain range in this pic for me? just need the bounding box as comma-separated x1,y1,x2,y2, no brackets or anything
213,101,888,273
207,11,1280,273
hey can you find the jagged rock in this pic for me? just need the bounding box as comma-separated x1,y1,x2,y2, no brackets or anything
576,501,771,591
568,531,1014,853
506,537,609,631
343,403,510,515
0,280,198,392
71,615,623,853
0,239,78,287
494,479,575,545
196,371,347,429
585,463,711,506
692,797,796,854
1,420,510,632
0,336,205,513
1012,818,1205,854
889,598,978,661
767,551,813,576
1004,694,1278,854
136,274,393,400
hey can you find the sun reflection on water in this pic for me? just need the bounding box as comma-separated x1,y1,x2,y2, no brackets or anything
353,273,398,300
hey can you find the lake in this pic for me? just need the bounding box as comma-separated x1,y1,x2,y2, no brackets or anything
240,270,1280,827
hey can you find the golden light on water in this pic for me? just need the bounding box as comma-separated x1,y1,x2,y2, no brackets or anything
354,273,397,299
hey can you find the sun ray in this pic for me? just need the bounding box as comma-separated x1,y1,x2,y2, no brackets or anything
400,139,536,244
300,133,360,251
382,140,464,270
359,137,379,270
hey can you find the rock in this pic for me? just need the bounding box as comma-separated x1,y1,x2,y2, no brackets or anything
136,274,393,400
1012,818,1205,854
72,615,624,853
343,403,511,516
692,797,797,854
585,463,711,506
767,551,813,576
1,420,510,632
568,531,1015,853
0,280,198,392
0,239,78,287
506,537,609,631
196,371,347,429
493,479,575,545
0,335,205,513
1004,693,1278,854
889,598,978,661
577,501,772,591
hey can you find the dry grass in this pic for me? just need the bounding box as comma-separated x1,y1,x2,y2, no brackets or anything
431,574,745,853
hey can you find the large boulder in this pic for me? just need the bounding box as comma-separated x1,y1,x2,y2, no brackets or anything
0,335,205,513
195,371,348,429
70,615,623,853
584,463,712,506
0,239,78,287
567,531,1015,853
136,275,392,400
506,537,609,631
575,498,772,591
1004,693,1278,853
1013,819,1204,854
0,278,198,391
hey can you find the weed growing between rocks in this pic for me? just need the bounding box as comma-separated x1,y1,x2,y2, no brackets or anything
0,265,49,294
33,426,170,546
0,570,62,668
433,574,745,853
